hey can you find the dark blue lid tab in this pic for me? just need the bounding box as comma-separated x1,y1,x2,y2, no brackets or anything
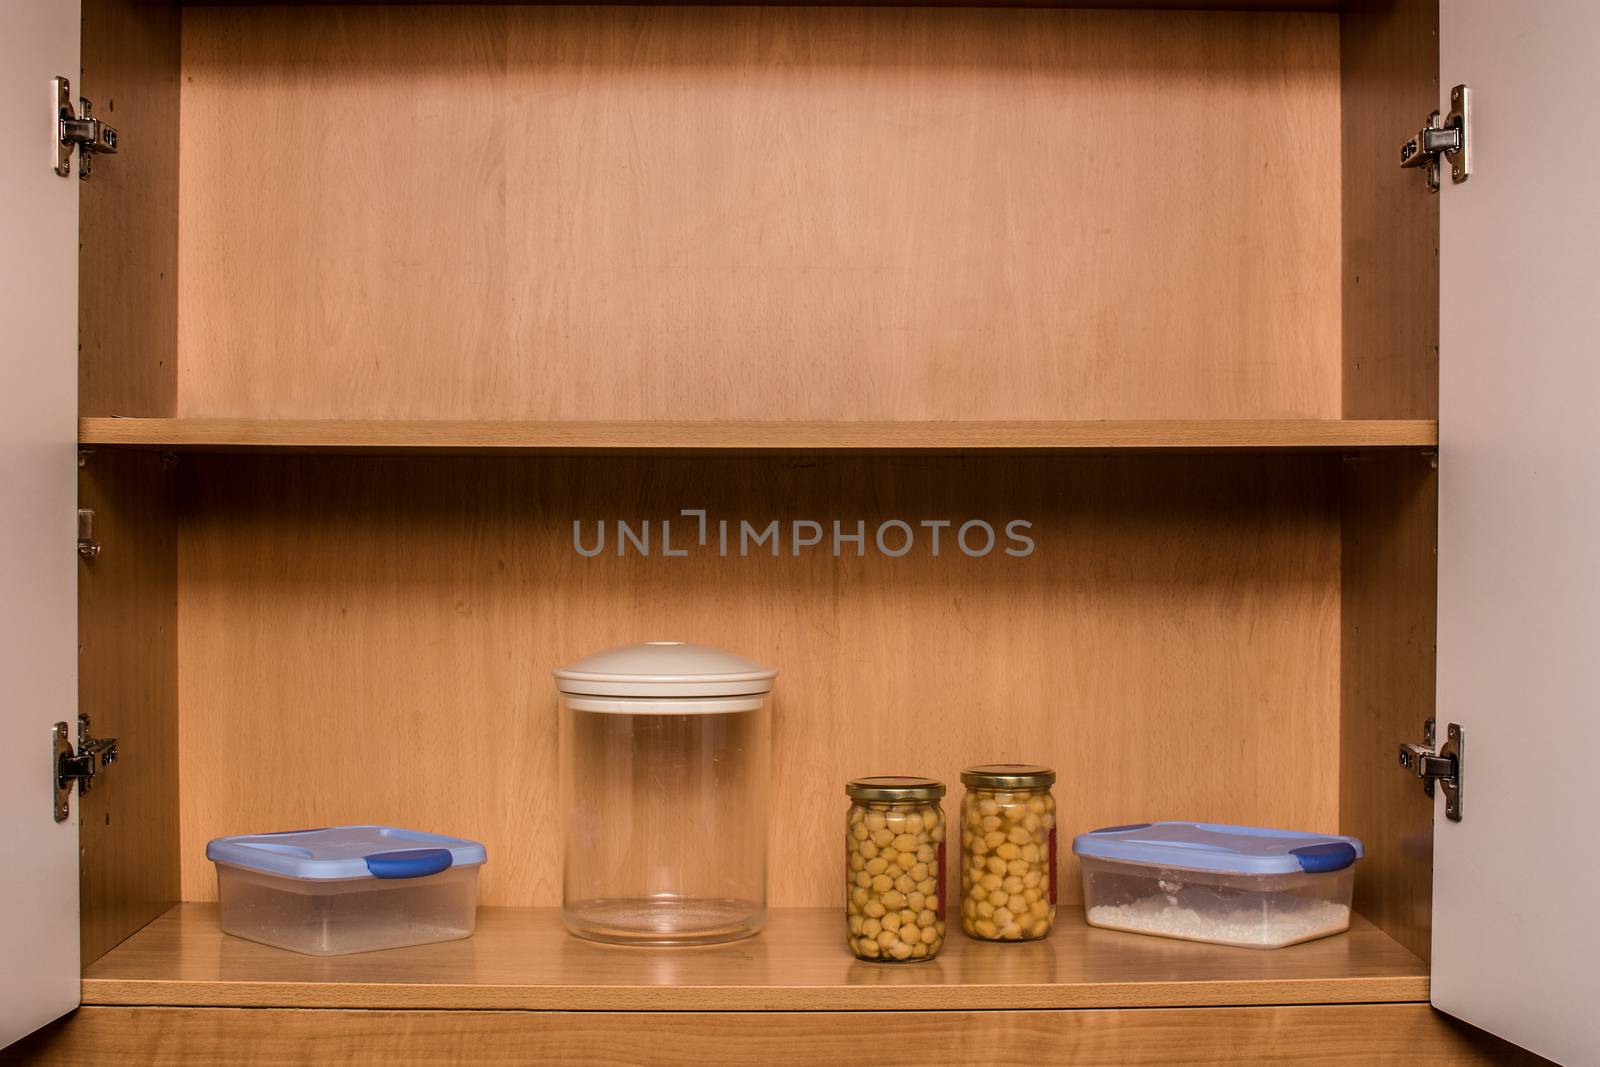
364,848,455,880
1289,842,1359,874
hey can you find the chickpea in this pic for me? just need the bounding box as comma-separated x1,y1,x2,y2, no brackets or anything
958,769,1057,942
845,786,946,963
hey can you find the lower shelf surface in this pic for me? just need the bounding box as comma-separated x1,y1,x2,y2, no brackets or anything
81,904,1427,1012
29,1004,1539,1067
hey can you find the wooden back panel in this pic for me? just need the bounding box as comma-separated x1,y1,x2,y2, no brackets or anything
177,453,1339,906
176,5,1340,421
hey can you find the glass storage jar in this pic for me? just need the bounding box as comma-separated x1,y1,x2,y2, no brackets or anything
959,764,1057,941
844,776,947,962
555,642,776,945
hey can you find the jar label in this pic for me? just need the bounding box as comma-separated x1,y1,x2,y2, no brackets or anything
1048,826,1058,906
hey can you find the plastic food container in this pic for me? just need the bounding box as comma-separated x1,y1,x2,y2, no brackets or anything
205,825,486,955
845,776,947,962
959,764,1057,941
555,641,776,945
1072,821,1363,949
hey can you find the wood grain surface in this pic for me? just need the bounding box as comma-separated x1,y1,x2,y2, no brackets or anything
1340,0,1440,419
79,0,179,418
77,449,180,966
1340,453,1437,963
175,452,1341,907
176,5,1340,422
80,417,1439,452
22,1004,1547,1067
178,0,1344,10
1337,0,1440,962
82,904,1425,1011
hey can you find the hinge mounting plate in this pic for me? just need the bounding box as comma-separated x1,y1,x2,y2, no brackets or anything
1398,718,1463,821
1400,84,1471,192
78,508,101,559
53,75,118,180
54,714,118,822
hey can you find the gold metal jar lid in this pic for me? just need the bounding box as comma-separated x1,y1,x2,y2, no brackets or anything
960,764,1056,789
846,776,946,801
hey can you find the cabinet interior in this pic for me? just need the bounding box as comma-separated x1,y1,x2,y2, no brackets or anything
74,0,1440,1002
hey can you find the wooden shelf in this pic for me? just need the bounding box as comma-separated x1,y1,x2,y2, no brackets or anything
181,1,1340,9
79,418,1438,454
83,905,1428,1012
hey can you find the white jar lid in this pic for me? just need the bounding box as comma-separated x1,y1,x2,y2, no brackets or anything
553,641,777,698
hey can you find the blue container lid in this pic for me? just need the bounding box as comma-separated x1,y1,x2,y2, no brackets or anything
206,825,487,881
1072,821,1363,876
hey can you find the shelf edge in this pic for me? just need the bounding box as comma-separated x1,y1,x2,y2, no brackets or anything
78,418,1440,453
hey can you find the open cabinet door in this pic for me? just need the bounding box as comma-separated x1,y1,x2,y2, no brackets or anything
0,0,82,1049
1435,2,1600,1064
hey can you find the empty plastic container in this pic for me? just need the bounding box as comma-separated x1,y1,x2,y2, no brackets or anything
555,641,776,945
205,825,486,955
1072,821,1363,949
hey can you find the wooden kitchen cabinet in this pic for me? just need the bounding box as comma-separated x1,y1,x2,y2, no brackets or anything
3,0,1592,1062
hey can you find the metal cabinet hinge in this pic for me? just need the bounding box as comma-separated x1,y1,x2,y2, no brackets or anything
1400,84,1471,192
53,76,118,180
77,508,101,559
53,714,118,822
1398,718,1463,821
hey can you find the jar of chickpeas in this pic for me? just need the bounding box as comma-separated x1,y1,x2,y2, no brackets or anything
959,765,1057,941
844,777,947,962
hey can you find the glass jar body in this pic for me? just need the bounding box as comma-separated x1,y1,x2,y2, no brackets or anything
560,693,769,945
959,785,1056,941
844,798,947,961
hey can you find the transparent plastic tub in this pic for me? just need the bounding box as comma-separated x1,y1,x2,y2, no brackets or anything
207,826,485,956
1073,822,1362,950
555,642,776,946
